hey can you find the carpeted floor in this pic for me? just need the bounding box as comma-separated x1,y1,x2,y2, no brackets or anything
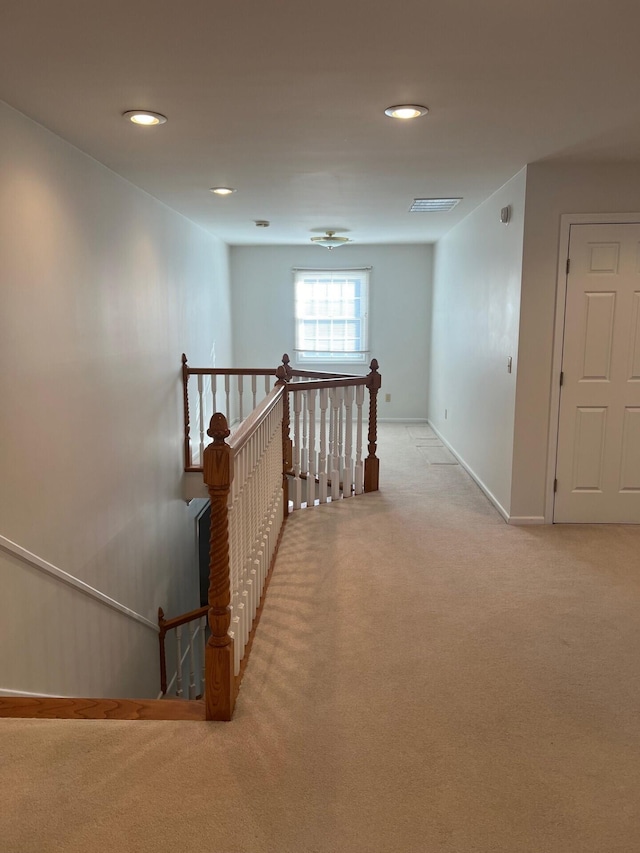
2,423,640,853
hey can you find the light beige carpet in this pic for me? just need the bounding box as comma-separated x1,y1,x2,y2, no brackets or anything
2,423,640,853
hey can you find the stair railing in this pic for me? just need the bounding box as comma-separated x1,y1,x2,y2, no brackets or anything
172,354,381,719
202,385,287,720
182,354,291,471
284,358,381,508
158,605,207,698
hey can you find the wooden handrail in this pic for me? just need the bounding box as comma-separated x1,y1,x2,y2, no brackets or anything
182,352,292,379
158,605,208,634
227,385,284,456
284,375,369,392
288,368,356,379
184,367,276,377
158,605,208,696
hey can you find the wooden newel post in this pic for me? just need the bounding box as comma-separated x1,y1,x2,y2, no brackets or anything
202,413,235,721
364,358,381,492
275,366,292,516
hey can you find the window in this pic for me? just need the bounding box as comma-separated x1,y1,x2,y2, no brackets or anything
294,268,369,364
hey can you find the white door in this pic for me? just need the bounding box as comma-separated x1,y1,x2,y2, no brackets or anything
554,222,640,523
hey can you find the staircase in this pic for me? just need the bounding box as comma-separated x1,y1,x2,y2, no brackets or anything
0,354,381,723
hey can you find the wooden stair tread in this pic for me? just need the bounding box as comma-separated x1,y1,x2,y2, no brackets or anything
0,696,206,721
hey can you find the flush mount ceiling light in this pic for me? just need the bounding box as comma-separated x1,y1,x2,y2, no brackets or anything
310,230,350,250
409,198,462,212
384,104,428,119
210,187,236,195
122,110,167,126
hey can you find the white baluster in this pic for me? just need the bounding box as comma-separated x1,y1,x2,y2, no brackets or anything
211,373,217,417
306,389,317,506
231,613,241,676
301,392,308,498
343,386,354,498
241,584,251,650
252,374,257,410
330,388,341,501
245,560,254,634
318,387,329,503
337,386,345,497
238,374,244,422
175,626,183,698
292,390,302,510
200,615,206,695
225,374,231,423
249,562,258,621
188,621,197,699
196,374,205,464
355,383,365,494
264,374,270,395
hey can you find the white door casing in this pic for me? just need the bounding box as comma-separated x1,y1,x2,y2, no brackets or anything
554,222,640,523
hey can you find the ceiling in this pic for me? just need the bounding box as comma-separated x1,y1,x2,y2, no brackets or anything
3,0,640,246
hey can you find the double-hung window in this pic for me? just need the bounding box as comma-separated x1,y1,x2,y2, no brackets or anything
294,268,370,364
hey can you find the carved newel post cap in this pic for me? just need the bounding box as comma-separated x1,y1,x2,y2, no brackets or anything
281,353,293,380
181,353,188,365
207,413,231,442
275,365,288,383
366,358,382,391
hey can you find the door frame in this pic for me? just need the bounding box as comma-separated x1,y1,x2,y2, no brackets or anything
545,212,640,523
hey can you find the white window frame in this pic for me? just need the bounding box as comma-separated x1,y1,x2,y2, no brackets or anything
293,267,370,365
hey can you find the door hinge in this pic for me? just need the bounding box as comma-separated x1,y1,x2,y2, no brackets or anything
554,478,558,493
559,371,564,387
566,258,571,275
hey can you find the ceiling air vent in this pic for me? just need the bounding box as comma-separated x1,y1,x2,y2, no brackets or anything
409,198,462,212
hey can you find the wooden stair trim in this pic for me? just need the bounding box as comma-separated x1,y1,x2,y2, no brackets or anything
0,696,205,721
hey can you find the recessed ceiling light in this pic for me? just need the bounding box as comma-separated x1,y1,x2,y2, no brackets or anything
410,198,462,212
122,110,167,126
385,104,428,119
210,187,236,195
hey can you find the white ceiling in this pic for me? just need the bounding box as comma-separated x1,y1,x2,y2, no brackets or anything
3,0,640,246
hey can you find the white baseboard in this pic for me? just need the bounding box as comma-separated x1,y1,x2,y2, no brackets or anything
378,418,429,423
507,516,545,526
427,421,511,522
427,422,547,525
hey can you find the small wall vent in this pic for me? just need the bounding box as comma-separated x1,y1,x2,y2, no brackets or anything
409,198,462,212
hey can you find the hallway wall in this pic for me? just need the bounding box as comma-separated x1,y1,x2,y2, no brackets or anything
230,243,432,420
428,169,526,517
0,101,232,698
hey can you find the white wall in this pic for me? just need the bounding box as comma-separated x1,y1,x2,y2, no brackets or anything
230,244,432,420
0,102,232,698
428,169,526,517
511,161,640,519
